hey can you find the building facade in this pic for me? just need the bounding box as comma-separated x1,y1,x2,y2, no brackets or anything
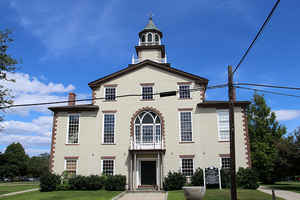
49,17,251,190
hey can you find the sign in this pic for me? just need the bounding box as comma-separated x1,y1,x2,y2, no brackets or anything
205,167,219,185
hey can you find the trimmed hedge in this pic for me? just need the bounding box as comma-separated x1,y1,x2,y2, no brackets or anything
69,175,105,190
237,167,259,189
220,168,231,188
191,168,204,186
40,172,61,192
104,175,126,191
163,171,186,191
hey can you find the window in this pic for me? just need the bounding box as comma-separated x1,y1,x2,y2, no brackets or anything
134,111,161,144
217,110,230,141
155,34,159,42
141,34,145,42
65,159,77,176
179,85,191,99
180,112,192,142
67,114,79,144
182,158,193,176
221,157,231,169
102,159,114,175
103,114,115,144
105,87,116,101
147,33,152,42
142,86,153,100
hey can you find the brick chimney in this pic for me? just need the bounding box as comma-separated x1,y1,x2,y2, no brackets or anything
68,92,76,106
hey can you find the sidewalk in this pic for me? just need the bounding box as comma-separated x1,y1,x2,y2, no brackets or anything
117,192,167,200
258,186,300,200
0,188,39,198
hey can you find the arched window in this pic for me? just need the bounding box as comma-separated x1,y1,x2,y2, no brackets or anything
141,34,145,42
147,33,152,42
155,34,159,42
134,111,161,143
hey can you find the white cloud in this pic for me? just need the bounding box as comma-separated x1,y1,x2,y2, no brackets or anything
275,110,300,121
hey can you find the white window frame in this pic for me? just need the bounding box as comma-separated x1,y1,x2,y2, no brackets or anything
104,87,116,101
217,109,230,141
180,158,194,177
220,157,231,169
178,111,193,142
178,84,191,99
102,113,116,144
64,158,78,175
141,85,154,100
101,159,115,176
66,114,80,144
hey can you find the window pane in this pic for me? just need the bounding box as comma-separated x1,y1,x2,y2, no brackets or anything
218,110,229,140
142,113,154,123
148,33,152,42
182,159,193,176
142,125,153,143
135,125,141,143
155,125,161,142
104,114,115,144
68,115,79,144
102,160,114,176
179,85,190,99
180,112,192,142
66,159,77,176
142,86,153,100
141,35,145,42
221,157,231,169
105,88,116,101
155,34,159,42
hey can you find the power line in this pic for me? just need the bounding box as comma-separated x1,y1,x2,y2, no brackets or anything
233,0,281,74
235,83,300,90
0,84,228,109
236,86,300,98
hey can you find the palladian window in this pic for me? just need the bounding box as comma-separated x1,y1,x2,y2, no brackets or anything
134,111,161,144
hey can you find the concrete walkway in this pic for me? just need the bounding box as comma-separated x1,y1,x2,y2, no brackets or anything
258,186,300,200
117,192,167,200
0,188,39,198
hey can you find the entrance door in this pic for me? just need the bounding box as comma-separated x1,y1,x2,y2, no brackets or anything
141,161,156,185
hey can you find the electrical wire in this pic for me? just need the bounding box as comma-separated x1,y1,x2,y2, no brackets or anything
233,0,281,74
0,84,228,109
235,83,300,90
236,86,300,98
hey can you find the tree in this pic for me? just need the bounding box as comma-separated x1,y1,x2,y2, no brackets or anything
247,94,286,184
0,143,29,178
0,29,17,116
28,153,50,178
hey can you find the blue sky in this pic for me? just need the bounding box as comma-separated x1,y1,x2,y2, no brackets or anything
0,0,299,156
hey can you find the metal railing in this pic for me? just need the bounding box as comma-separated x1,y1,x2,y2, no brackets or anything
130,137,164,150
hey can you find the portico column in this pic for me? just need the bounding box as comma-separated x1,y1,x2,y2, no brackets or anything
134,152,137,190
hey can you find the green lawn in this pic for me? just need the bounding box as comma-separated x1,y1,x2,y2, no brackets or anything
0,183,39,195
0,190,121,200
167,189,284,200
264,181,300,193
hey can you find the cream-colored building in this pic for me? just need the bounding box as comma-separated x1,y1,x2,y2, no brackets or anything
49,17,251,190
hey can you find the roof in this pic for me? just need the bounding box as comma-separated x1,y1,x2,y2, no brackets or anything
88,59,209,89
48,104,99,112
139,17,163,38
197,101,251,109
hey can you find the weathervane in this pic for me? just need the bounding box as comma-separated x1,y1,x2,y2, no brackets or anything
148,12,154,20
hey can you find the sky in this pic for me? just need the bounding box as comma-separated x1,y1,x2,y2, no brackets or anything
0,0,299,156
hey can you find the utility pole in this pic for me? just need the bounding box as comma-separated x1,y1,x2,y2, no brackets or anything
228,65,237,200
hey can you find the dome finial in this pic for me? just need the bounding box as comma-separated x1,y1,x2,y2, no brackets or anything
149,12,153,21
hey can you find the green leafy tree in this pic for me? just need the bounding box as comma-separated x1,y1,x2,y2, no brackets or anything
0,29,17,113
248,94,286,184
28,153,50,178
0,143,29,178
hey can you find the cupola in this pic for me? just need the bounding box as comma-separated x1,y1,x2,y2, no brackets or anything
132,16,167,64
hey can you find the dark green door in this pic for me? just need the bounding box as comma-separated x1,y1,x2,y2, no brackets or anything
141,161,156,185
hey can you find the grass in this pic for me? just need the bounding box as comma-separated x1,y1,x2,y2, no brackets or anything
167,189,285,200
263,181,300,193
0,190,121,200
0,182,39,195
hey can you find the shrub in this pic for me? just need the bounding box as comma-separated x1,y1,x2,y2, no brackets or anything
191,168,204,186
163,171,186,191
104,175,126,191
237,167,259,189
220,168,231,188
39,172,61,192
69,175,105,190
56,183,70,191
